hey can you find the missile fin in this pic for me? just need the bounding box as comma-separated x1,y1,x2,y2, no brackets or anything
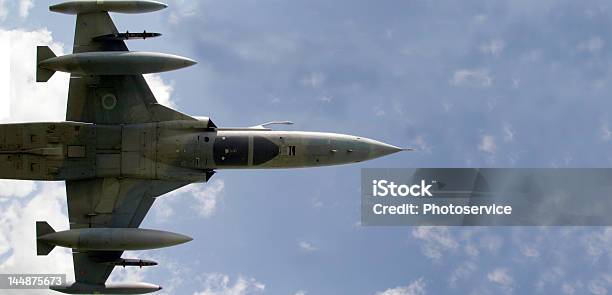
36,46,56,82
36,221,56,256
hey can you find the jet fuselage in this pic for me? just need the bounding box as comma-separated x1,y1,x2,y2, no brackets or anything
0,121,402,182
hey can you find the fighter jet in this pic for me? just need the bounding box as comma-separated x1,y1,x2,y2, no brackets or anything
1,1,408,293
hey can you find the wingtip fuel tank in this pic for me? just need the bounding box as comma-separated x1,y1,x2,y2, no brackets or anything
50,0,168,15
36,46,196,81
51,282,162,294
36,222,192,254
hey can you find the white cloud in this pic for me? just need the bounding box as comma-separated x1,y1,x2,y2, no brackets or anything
578,37,605,54
473,14,488,23
391,100,406,115
480,39,505,56
375,278,426,295
478,234,503,254
562,282,578,295
478,135,497,154
449,261,477,286
411,136,431,153
144,74,176,108
587,279,608,295
301,72,326,88
0,28,69,122
535,267,564,291
582,228,612,259
19,0,34,18
464,243,479,257
503,125,515,142
294,290,307,295
317,95,333,103
193,273,265,295
520,244,540,258
451,69,492,88
155,179,226,221
153,258,192,295
167,0,200,25
487,268,514,287
0,180,37,199
191,179,225,217
412,227,458,260
298,241,317,252
269,96,281,104
375,107,386,116
0,182,74,294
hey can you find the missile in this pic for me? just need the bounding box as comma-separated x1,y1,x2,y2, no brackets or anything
51,282,162,294
93,31,163,42
89,255,158,267
36,221,192,254
36,46,196,81
112,258,159,268
50,0,168,15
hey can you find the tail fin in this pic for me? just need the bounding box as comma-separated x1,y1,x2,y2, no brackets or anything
36,221,56,256
36,46,56,82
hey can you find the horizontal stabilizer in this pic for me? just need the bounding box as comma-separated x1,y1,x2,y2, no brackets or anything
36,46,56,82
50,0,168,15
36,221,56,256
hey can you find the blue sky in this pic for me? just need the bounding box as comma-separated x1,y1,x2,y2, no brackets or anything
2,0,612,294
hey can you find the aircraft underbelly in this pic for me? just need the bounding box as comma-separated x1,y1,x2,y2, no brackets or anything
0,122,95,180
120,124,157,178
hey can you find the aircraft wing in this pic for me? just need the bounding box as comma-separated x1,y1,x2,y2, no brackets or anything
66,11,194,124
66,178,189,285
60,9,192,288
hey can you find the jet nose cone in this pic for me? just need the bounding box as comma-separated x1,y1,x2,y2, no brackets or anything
176,234,193,244
183,58,197,67
364,139,407,159
372,142,402,157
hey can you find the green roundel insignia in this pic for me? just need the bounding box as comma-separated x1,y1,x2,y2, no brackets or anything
101,93,117,110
